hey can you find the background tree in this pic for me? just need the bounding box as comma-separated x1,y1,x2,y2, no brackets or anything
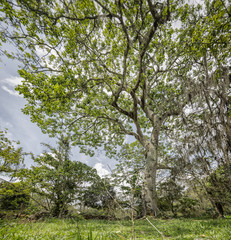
82,177,117,219
0,181,30,211
162,0,231,217
110,141,147,218
206,164,231,217
0,128,24,176
19,136,99,217
157,170,183,217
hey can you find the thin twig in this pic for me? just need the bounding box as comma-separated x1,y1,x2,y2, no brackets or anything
145,217,166,240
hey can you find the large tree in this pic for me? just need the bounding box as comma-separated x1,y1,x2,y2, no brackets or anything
1,0,229,215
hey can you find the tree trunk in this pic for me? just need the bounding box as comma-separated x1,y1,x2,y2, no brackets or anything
142,144,158,216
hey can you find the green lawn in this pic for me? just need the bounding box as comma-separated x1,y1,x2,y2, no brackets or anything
0,217,231,240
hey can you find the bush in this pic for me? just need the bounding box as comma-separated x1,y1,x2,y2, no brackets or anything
80,208,112,220
0,182,30,211
178,197,199,217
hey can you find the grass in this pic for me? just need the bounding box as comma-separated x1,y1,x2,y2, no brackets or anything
0,217,231,239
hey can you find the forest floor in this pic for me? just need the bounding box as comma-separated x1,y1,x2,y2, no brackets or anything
0,217,231,240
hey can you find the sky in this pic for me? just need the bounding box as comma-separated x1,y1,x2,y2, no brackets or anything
0,53,111,177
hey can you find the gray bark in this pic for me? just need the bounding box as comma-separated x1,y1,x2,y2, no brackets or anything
142,123,160,216
137,112,163,217
143,145,158,216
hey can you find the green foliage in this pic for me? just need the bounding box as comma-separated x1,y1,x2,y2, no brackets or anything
206,164,231,208
80,208,112,220
158,179,183,217
82,178,116,211
0,182,30,210
177,197,199,217
0,129,24,175
111,141,147,217
18,136,99,217
157,176,200,217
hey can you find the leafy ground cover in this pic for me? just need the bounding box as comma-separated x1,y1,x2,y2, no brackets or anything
0,217,231,240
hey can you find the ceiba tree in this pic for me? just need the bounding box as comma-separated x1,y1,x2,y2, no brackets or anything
0,0,216,215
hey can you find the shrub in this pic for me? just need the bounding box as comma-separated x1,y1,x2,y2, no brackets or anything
0,182,30,210
178,197,199,217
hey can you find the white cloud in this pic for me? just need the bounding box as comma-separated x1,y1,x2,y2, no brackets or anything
35,46,46,58
0,118,13,128
94,163,109,177
2,76,23,87
1,86,21,97
1,76,23,97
